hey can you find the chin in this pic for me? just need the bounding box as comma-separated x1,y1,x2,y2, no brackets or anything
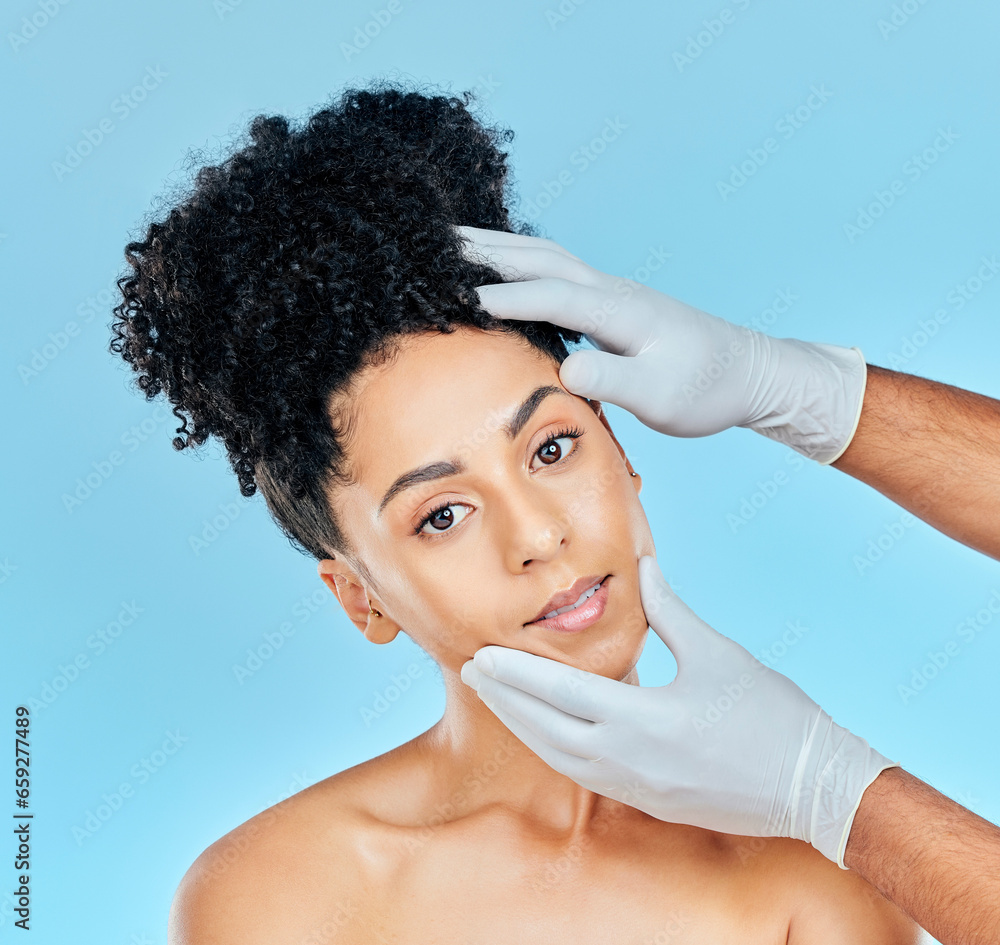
568,620,648,683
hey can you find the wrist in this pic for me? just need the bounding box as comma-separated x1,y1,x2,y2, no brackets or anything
741,338,868,464
796,714,900,868
841,764,903,872
809,721,899,870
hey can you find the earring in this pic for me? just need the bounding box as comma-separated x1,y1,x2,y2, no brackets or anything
629,470,637,477
368,599,382,618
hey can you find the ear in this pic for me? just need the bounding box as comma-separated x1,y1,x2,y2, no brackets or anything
317,557,400,644
585,399,641,494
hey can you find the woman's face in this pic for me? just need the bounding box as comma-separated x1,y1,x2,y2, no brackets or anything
318,325,656,682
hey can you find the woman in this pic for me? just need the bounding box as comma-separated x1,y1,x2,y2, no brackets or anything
109,80,919,943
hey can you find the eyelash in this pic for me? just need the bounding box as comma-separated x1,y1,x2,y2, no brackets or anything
412,425,586,539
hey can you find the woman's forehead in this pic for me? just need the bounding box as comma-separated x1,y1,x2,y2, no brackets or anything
332,326,568,489
350,326,558,424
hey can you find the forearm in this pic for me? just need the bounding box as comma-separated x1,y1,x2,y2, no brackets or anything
843,766,1000,944
832,364,1000,560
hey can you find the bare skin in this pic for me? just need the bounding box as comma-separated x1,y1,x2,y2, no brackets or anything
169,327,919,943
445,226,1000,941
845,766,1000,945
171,732,918,944
833,363,1000,561
831,364,1000,944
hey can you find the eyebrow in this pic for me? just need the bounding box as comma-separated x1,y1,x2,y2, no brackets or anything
377,384,569,517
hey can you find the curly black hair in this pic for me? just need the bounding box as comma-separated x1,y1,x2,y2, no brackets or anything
108,77,582,570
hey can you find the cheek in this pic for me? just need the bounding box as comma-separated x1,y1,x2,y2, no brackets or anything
570,461,644,540
625,484,655,552
594,462,654,555
390,558,498,653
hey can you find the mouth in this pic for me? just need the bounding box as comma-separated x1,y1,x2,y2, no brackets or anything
525,574,611,633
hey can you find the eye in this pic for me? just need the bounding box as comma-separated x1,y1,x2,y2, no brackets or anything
415,501,472,536
411,425,585,540
530,426,584,471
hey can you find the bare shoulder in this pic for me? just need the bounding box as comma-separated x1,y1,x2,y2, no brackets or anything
167,752,397,945
731,834,922,944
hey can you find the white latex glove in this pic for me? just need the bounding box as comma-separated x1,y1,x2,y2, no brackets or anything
459,555,900,869
456,226,866,464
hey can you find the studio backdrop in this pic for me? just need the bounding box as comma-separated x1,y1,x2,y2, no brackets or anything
2,1,998,942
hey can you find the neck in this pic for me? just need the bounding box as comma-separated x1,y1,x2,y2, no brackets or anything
416,662,642,838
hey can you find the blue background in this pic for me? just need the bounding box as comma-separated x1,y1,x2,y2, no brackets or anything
2,1,998,942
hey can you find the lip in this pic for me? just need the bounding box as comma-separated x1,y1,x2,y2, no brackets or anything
525,574,611,633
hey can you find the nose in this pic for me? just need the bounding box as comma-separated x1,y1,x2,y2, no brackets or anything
500,483,570,571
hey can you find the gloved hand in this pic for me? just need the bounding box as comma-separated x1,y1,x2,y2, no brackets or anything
460,554,899,868
456,225,866,464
